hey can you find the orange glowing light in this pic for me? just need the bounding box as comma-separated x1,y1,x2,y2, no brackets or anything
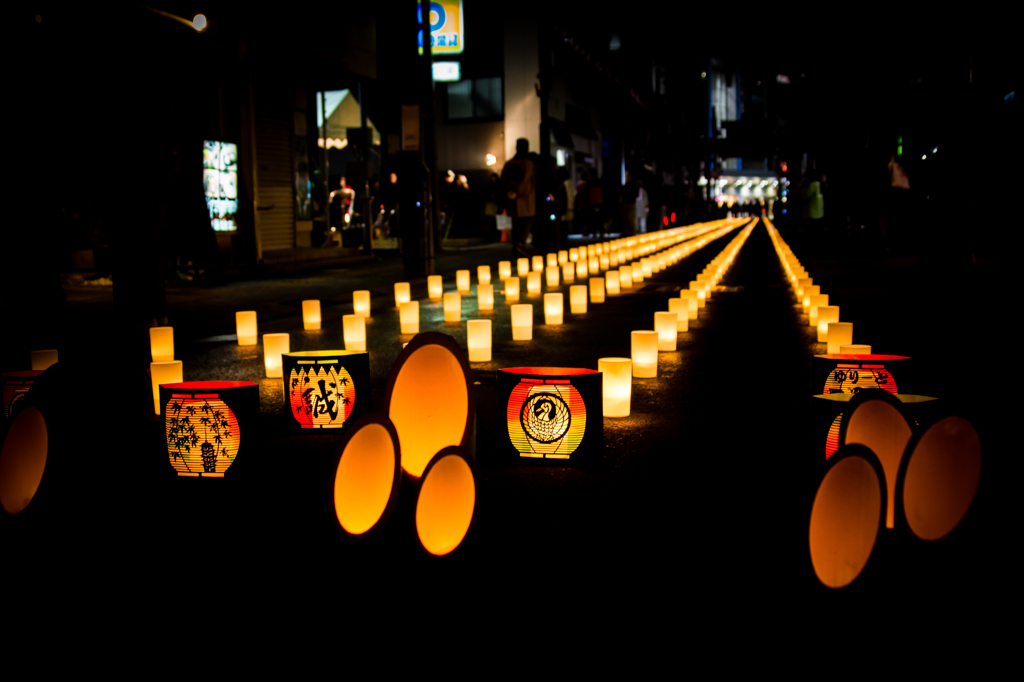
164,393,241,477
415,448,476,556
505,378,587,459
0,407,47,514
333,415,401,536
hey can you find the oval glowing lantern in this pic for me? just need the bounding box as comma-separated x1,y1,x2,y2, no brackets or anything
331,412,402,538
809,444,886,589
415,446,476,556
386,333,474,479
497,367,603,463
282,351,371,430
159,381,259,478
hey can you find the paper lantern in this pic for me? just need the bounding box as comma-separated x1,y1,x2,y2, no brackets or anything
808,444,886,589
826,322,854,355
302,300,321,330
546,265,560,287
399,301,420,334
0,405,48,514
619,266,633,288
504,278,520,303
631,331,659,377
840,344,872,355
558,250,568,264
344,314,367,350
654,312,677,351
667,299,690,331
598,358,631,417
159,381,258,477
415,446,476,555
235,311,257,346
813,354,910,396
394,282,411,307
427,275,443,301
151,360,183,415
605,270,620,295
546,253,558,267
599,254,610,271
150,327,174,362
477,265,491,285
282,351,370,430
796,277,813,297
527,271,541,296
263,333,290,378
497,367,603,461
544,293,563,325
690,282,706,308
456,270,471,294
609,251,619,268
331,413,402,538
589,278,605,304
467,319,492,362
802,285,821,309
808,295,829,324
517,258,529,277
898,416,981,541
561,262,575,283
576,260,588,279
353,290,371,317
641,259,653,278
588,256,599,274
569,247,579,262
532,255,544,272
443,292,462,322
477,284,494,311
511,304,533,340
816,306,840,342
386,332,475,478
498,260,512,280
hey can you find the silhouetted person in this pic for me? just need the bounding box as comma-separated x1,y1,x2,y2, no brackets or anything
501,138,536,256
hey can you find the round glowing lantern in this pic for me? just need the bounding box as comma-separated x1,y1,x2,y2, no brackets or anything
808,444,886,589
386,332,475,479
497,367,603,463
282,351,371,430
1,371,42,422
330,412,402,538
158,381,259,478
812,354,911,397
415,446,477,556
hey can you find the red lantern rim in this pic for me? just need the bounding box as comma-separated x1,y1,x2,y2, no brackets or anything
499,367,600,376
2,371,44,378
162,381,257,389
817,354,909,361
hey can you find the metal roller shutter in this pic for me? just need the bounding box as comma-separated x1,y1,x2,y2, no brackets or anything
255,111,294,253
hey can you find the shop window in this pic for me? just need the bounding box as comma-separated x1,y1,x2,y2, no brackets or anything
447,77,503,121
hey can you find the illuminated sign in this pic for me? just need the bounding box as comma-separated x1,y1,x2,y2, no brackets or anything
203,140,239,232
417,1,464,55
432,61,461,82
282,351,371,430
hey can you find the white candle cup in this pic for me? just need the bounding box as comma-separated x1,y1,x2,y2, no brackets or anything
827,322,854,355
467,320,492,362
558,250,568,264
532,255,544,272
679,291,699,319
802,285,820,309
588,256,600,274
569,247,579,262
343,315,367,351
443,292,462,322
302,300,321,330
642,260,653,278
631,263,644,283
498,261,512,280
599,254,610,271
544,293,564,325
263,333,290,378
394,282,411,307
655,312,678,351
400,301,420,334
817,306,840,342
589,277,605,304
353,290,371,317
598,357,632,418
236,311,258,346
150,326,174,363
839,344,872,355
477,265,491,286
504,277,520,302
511,304,533,340
797,278,814,297
546,265,560,288
517,258,530,277
576,260,588,279
605,270,621,295
609,251,620,268
668,299,690,331
631,331,659,377
567,285,586,314
151,360,183,415
547,253,558,268
527,271,542,296
456,270,471,294
809,295,830,326
562,262,575,283
619,266,633,288
427,275,443,301
477,284,494,311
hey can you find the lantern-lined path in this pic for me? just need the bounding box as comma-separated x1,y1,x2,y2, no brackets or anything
9,218,1006,630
